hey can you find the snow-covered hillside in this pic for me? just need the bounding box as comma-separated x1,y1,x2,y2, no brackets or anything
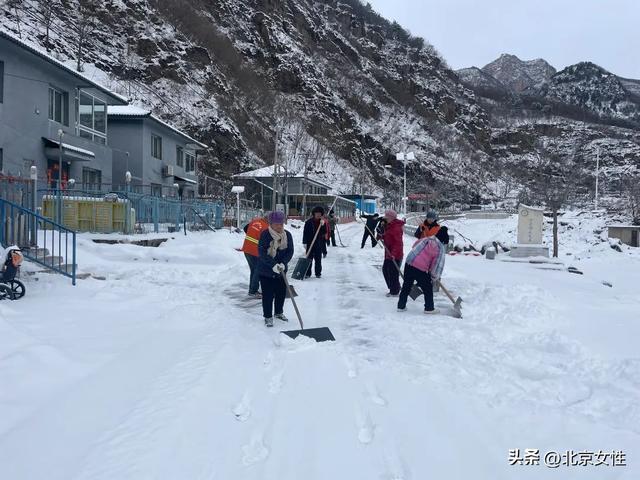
1,217,639,479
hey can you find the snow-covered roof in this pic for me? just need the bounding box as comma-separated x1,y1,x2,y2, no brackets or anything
0,29,128,105
234,165,332,189
608,224,640,229
108,106,208,149
44,138,96,158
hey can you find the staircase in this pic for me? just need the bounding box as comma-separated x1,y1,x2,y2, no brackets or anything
1,198,77,285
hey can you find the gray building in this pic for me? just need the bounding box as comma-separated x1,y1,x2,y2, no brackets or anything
233,165,356,218
108,106,207,198
0,30,127,189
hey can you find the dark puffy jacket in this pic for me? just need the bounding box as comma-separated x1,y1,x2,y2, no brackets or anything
380,219,405,260
257,229,294,278
361,214,380,231
303,218,327,253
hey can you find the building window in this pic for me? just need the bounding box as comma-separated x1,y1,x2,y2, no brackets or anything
48,87,69,126
151,135,162,159
150,183,162,197
185,151,195,172
82,167,102,191
77,91,107,144
0,61,4,103
176,146,184,168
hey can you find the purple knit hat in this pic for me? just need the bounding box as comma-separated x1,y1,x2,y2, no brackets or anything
384,209,397,220
268,210,286,224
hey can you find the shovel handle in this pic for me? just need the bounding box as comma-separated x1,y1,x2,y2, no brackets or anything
281,271,304,330
437,280,457,305
364,224,405,280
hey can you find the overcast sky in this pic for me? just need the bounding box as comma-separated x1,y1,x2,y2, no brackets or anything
366,0,640,79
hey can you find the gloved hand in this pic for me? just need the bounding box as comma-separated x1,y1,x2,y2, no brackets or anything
302,244,307,251
320,219,325,226
431,274,440,283
272,263,285,273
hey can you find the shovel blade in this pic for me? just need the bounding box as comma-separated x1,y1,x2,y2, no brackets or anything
286,285,298,298
281,327,336,342
409,285,423,301
291,257,311,280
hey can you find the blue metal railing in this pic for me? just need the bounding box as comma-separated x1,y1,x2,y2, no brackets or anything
0,198,77,285
37,189,227,233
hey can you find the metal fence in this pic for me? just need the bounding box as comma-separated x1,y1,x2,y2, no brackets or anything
0,197,77,285
33,189,261,233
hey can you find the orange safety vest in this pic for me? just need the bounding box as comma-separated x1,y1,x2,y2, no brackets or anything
420,224,441,239
242,218,269,257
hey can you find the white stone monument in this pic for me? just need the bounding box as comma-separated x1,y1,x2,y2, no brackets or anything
510,204,549,258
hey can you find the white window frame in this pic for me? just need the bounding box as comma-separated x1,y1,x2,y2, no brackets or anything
151,135,163,160
176,146,184,168
48,86,68,125
77,90,107,145
185,151,195,172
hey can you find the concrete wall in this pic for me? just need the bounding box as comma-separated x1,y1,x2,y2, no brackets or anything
0,37,114,184
109,116,198,194
108,119,144,186
608,226,640,247
465,212,511,220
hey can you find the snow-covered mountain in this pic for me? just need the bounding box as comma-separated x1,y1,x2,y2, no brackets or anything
481,53,556,92
1,2,639,209
1,0,492,200
534,62,640,125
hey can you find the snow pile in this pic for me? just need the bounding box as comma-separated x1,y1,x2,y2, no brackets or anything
1,219,639,478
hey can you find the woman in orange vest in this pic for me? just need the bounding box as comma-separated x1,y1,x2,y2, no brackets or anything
242,214,269,297
414,210,450,245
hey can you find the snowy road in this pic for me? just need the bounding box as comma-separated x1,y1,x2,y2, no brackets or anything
1,219,638,479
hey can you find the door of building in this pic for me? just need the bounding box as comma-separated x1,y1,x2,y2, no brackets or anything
47,160,70,189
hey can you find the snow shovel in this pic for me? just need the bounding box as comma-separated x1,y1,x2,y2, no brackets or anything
437,280,462,318
280,271,335,342
334,224,348,247
292,198,338,280
291,223,322,280
365,223,421,301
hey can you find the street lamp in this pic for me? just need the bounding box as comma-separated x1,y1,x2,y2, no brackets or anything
231,185,245,230
30,166,37,245
396,151,414,216
57,128,64,224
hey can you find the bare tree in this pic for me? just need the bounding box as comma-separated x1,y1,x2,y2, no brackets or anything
4,0,24,37
37,0,59,52
621,170,640,225
522,143,578,257
75,0,99,72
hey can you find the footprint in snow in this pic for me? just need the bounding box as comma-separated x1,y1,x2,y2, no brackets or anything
343,355,358,378
382,446,410,480
263,351,274,370
232,393,251,422
241,432,269,466
356,405,375,445
366,381,387,407
269,371,284,394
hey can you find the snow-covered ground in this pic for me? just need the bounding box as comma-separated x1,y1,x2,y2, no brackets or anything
1,217,639,479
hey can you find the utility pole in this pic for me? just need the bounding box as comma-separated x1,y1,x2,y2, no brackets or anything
595,145,600,210
271,127,278,212
302,153,309,218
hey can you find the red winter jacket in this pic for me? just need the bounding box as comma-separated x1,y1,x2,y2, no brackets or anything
381,219,405,260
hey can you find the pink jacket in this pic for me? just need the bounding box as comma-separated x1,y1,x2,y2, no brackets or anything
407,238,442,273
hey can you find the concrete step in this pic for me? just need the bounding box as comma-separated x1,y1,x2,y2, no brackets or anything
43,255,65,265
28,247,50,258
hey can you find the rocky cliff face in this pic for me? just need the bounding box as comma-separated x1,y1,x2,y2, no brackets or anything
481,53,556,92
2,1,639,207
1,0,492,199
